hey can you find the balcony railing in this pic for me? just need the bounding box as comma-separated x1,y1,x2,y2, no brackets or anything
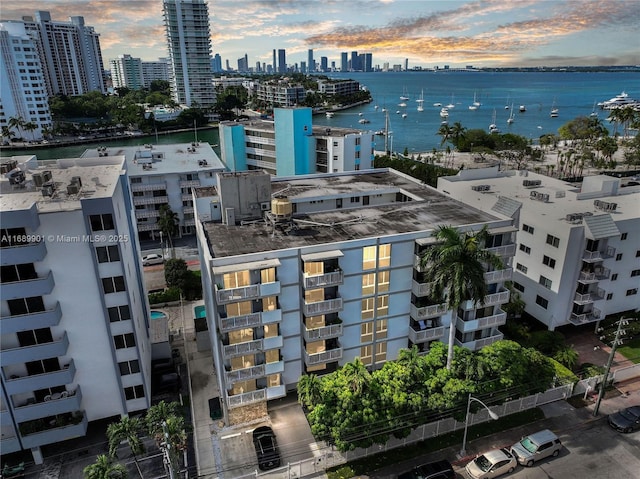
574,289,604,303
0,270,55,301
3,361,76,395
135,210,160,219
222,339,263,358
303,297,343,316
179,180,201,188
569,308,602,326
408,325,446,343
225,365,265,384
13,387,82,423
1,301,62,335
131,183,167,192
1,332,69,365
227,389,267,409
20,411,88,449
219,312,262,332
411,280,432,297
456,311,507,332
455,332,504,350
583,246,616,261
304,347,343,365
0,239,47,266
303,270,344,289
133,196,169,206
303,323,343,342
484,268,513,283
486,243,516,257
217,284,260,304
410,302,448,320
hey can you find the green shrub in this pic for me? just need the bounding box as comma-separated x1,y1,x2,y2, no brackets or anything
149,287,181,305
549,358,578,384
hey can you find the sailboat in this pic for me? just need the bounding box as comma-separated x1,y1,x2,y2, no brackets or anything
489,109,500,133
446,94,455,109
399,87,409,101
507,104,515,124
469,91,481,110
589,100,598,118
505,95,511,109
550,98,559,118
416,89,424,112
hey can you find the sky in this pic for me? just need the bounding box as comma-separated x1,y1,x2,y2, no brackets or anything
2,0,640,69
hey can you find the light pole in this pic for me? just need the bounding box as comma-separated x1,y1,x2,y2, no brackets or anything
460,393,499,457
593,317,628,417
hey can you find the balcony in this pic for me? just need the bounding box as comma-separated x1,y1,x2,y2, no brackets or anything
179,179,201,188
408,323,446,343
223,339,263,358
303,323,343,342
0,270,55,301
413,255,427,272
136,223,160,232
262,336,283,350
304,341,343,366
574,288,604,304
13,387,82,423
583,246,615,262
4,360,76,395
303,297,343,316
0,436,21,455
265,360,284,375
227,389,267,409
484,268,513,283
1,301,62,335
456,311,507,333
266,384,287,400
1,332,69,365
219,312,262,332
261,308,282,324
225,365,265,384
486,243,516,257
133,196,169,206
216,284,260,304
303,270,344,289
135,210,160,219
410,302,448,320
20,411,88,449
411,280,432,297
131,182,167,192
461,290,510,310
455,332,504,350
569,309,602,326
0,239,47,266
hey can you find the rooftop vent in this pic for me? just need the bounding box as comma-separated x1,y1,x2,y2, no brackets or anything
523,179,542,187
471,184,491,192
198,159,208,167
594,200,617,211
67,183,80,195
0,160,18,174
530,190,549,202
32,172,45,187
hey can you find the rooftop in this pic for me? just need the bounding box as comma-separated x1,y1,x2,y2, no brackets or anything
80,142,226,176
220,118,369,137
203,169,504,257
0,156,124,212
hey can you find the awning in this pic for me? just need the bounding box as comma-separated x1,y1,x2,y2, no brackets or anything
584,214,620,239
301,250,344,262
416,236,440,246
212,258,281,275
488,225,518,235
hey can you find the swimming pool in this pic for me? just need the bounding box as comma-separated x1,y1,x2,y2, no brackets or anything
194,305,206,319
150,310,168,320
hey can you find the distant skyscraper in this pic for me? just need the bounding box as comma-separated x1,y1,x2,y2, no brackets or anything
320,56,328,72
307,49,314,73
20,11,106,96
364,53,373,72
211,53,223,73
350,51,359,71
300,61,307,74
278,49,286,73
404,58,409,71
341,52,348,72
110,54,144,90
163,0,215,107
273,49,277,72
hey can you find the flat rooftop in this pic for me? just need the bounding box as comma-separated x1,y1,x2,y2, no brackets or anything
221,119,368,137
80,142,226,176
0,156,124,212
203,169,503,257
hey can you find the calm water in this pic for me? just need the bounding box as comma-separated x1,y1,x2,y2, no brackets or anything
3,71,638,159
317,71,640,153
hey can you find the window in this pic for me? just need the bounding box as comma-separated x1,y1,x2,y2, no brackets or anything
375,319,387,339
621,233,628,240
131,177,142,183
626,288,638,296
539,276,552,289
519,244,531,254
360,345,372,365
102,276,126,294
124,385,145,400
606,293,613,300
108,305,131,322
89,214,114,231
7,296,44,315
114,333,135,349
516,263,528,273
546,234,560,247
118,360,140,376
361,298,375,319
350,196,360,203
636,250,640,258
631,270,640,277
513,282,525,292
522,224,534,234
378,244,391,267
535,295,549,309
361,322,373,342
377,270,390,292
376,295,389,316
362,246,377,270
615,253,623,261
96,245,120,263
362,273,376,295
17,328,53,347
542,255,556,269
374,342,387,363
611,274,618,281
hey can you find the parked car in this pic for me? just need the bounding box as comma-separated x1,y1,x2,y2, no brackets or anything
142,253,164,266
252,426,281,470
465,448,516,479
398,459,454,479
608,405,640,433
153,372,181,394
510,429,562,467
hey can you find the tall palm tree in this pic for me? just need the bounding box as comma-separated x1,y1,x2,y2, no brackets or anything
107,416,145,479
145,400,181,440
161,415,188,478
341,358,370,394
8,116,25,141
297,374,323,410
23,121,38,141
83,454,128,479
158,205,179,257
1,126,15,144
420,225,503,369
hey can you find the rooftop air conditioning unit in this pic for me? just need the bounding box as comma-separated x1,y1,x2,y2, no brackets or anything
42,183,55,197
42,170,52,182
32,173,45,187
0,160,18,174
71,176,82,187
67,183,80,195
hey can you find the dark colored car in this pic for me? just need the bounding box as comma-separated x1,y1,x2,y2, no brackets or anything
252,426,281,470
154,372,182,394
398,459,454,479
608,405,640,433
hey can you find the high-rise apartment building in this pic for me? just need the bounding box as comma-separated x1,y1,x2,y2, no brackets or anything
341,52,348,72
211,53,223,73
162,0,215,108
320,56,328,72
277,49,286,73
141,58,170,88
0,155,151,463
0,22,52,141
307,49,314,73
110,54,144,90
193,168,514,420
363,53,373,72
20,11,106,96
350,51,360,71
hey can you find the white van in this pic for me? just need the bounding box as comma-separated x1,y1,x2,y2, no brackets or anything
510,429,562,466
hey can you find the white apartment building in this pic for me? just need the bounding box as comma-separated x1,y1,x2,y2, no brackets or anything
0,22,52,142
253,82,305,108
193,169,515,420
0,156,151,463
110,54,144,90
81,142,226,238
21,11,106,96
316,79,361,96
141,58,170,88
438,167,640,330
162,0,215,108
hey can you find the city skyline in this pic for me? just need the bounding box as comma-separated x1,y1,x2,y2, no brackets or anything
2,0,639,70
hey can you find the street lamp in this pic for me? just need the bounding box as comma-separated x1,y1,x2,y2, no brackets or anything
460,393,499,457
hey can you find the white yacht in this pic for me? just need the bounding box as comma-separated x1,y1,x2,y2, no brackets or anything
440,108,449,118
597,91,639,109
326,112,334,118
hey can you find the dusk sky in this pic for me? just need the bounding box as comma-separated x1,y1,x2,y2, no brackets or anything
3,0,640,69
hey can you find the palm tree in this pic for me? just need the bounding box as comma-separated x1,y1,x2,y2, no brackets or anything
160,416,188,477
23,121,38,141
341,358,370,394
8,116,25,141
83,454,128,479
158,205,179,257
145,400,181,440
420,225,503,369
1,126,15,144
106,416,145,479
297,374,323,410
437,124,451,146
396,345,425,383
